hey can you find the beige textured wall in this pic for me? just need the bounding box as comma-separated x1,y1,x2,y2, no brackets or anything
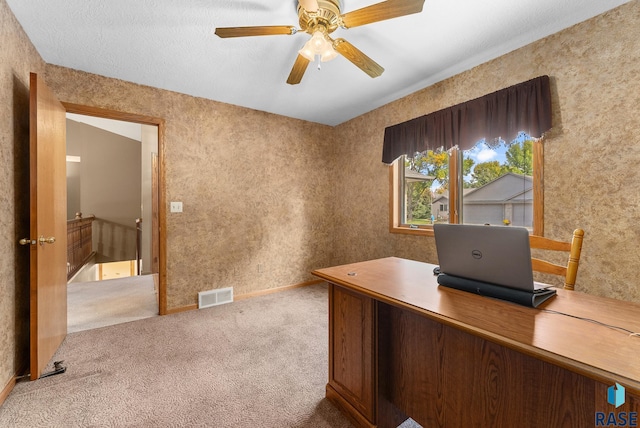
0,0,45,394
333,1,640,302
45,65,337,308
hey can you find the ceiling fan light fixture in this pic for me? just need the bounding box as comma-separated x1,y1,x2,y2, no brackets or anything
309,30,327,50
320,45,338,62
299,43,315,61
299,30,337,62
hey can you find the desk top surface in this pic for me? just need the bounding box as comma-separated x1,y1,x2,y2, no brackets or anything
313,257,640,392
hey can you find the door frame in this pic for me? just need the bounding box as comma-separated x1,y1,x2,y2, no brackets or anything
63,102,168,315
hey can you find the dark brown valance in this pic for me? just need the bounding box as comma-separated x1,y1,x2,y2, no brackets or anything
382,75,552,164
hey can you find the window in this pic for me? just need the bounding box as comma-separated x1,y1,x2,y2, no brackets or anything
384,77,551,236
390,133,543,236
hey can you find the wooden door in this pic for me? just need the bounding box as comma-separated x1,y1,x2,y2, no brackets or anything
28,73,68,380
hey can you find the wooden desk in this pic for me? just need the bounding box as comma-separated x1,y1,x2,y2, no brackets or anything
312,257,640,428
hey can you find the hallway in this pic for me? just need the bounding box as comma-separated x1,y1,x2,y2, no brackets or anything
67,274,157,333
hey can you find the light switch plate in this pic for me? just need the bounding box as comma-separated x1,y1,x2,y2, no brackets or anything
170,202,183,213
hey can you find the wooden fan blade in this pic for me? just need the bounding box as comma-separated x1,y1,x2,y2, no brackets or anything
287,54,311,85
215,26,296,38
299,0,319,12
333,39,384,78
341,0,425,29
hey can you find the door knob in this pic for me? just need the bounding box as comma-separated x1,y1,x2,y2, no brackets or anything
38,236,56,245
19,238,35,245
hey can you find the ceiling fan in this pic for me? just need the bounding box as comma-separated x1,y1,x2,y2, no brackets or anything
214,0,425,85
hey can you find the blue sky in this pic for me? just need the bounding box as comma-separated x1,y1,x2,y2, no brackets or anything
465,141,508,165
465,132,531,166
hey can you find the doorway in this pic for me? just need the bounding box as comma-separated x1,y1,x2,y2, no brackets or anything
62,103,167,331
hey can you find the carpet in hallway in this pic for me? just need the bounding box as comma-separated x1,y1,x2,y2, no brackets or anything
67,274,158,333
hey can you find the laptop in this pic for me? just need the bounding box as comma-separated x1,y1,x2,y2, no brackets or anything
433,223,551,292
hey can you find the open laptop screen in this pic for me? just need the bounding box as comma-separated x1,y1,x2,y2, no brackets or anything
433,224,544,292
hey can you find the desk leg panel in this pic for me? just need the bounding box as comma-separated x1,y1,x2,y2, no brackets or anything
327,283,377,425
378,302,595,428
327,383,376,428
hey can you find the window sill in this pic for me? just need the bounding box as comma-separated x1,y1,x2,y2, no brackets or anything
389,225,435,237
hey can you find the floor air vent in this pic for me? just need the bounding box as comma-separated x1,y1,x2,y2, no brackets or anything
198,287,233,309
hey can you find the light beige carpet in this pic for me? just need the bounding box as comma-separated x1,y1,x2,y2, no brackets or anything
4,283,422,427
67,274,158,333
1,284,356,427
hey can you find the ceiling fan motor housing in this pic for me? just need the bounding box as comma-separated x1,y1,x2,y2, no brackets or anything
298,0,342,35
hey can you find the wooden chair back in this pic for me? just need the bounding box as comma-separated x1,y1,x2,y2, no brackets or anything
529,229,584,290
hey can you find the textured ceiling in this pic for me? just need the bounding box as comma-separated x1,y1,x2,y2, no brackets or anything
6,0,630,126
